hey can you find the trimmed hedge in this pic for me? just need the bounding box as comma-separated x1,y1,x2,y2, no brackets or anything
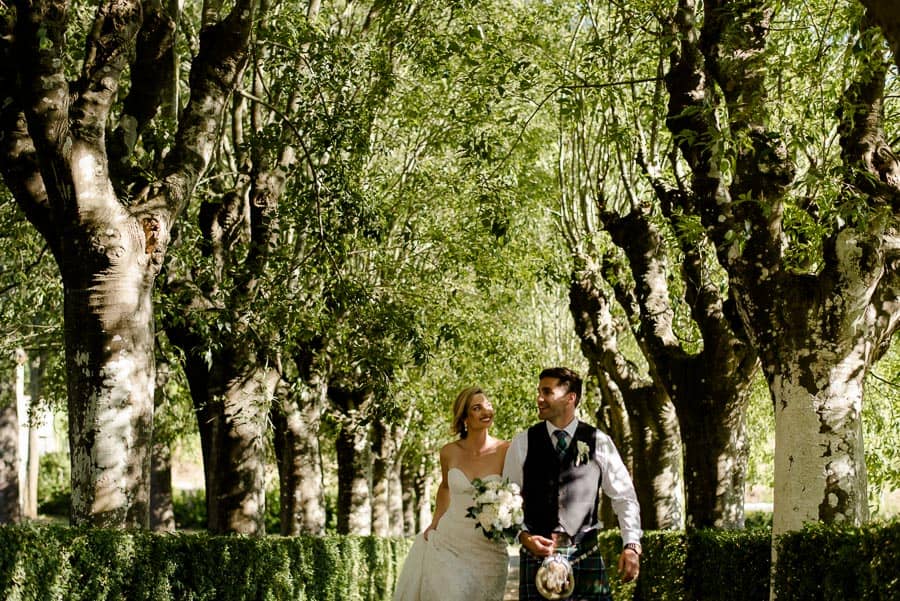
773,520,900,600
594,528,769,601
0,524,410,601
595,521,896,601
1,521,897,600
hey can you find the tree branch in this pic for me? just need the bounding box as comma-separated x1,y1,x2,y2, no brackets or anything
109,0,179,186
0,15,56,245
602,207,687,361
12,0,73,210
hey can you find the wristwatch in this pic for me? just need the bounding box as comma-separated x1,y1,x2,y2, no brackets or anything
624,542,642,557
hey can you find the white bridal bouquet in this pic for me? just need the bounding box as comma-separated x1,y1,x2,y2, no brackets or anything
465,477,524,544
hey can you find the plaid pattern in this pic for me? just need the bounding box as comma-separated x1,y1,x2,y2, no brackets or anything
518,535,611,601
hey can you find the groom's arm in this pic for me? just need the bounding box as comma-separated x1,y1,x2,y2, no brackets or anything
503,431,554,557
502,430,527,486
595,430,643,582
595,431,642,544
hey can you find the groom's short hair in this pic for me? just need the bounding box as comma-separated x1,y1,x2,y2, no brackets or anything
539,367,582,405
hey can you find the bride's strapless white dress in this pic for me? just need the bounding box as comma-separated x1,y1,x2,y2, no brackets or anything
392,468,509,601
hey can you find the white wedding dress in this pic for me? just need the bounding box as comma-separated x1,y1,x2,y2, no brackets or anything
392,469,509,601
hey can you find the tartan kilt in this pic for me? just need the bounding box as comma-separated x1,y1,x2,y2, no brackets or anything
518,535,611,601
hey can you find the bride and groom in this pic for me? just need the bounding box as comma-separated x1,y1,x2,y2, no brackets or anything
392,367,643,601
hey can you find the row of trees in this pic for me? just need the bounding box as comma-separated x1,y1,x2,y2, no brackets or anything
0,0,583,535
1,0,900,577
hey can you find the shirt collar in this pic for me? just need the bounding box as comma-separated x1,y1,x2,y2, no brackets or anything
545,418,578,439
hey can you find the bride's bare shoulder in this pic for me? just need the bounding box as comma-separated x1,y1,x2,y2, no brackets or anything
439,440,464,458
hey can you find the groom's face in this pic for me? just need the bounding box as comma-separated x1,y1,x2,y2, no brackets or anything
537,377,576,425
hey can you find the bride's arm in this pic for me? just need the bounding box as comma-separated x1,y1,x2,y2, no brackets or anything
424,444,452,540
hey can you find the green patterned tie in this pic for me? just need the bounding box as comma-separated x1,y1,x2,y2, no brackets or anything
554,430,569,459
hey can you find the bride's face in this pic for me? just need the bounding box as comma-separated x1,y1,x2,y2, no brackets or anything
465,394,495,432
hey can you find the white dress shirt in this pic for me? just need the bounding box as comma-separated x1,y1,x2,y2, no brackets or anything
503,418,643,545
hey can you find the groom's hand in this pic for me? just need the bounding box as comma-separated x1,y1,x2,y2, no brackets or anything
617,549,640,583
519,532,555,557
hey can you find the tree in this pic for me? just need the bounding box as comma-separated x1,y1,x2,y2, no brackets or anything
661,0,900,545
0,0,258,526
543,0,759,529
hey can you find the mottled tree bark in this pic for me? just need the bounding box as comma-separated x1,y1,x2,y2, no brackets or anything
400,460,419,535
332,385,373,535
150,438,175,532
0,366,20,524
571,276,685,530
371,421,392,536
371,420,407,536
0,0,257,527
271,377,326,535
335,427,373,534
150,362,175,532
388,455,405,536
167,334,276,535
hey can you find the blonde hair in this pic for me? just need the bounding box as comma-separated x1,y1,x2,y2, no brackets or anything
451,386,485,439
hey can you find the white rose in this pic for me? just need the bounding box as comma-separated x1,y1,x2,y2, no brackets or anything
479,505,499,530
497,505,512,527
477,489,498,504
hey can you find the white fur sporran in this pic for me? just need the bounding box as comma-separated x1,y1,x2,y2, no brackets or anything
535,554,575,599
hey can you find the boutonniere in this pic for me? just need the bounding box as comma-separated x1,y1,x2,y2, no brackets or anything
575,441,591,466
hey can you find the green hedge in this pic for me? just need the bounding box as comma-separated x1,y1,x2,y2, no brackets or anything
594,528,769,601
773,520,900,600
596,521,896,601
1,522,897,600
0,524,411,601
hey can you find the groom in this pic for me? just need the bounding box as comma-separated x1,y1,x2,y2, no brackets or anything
503,367,642,601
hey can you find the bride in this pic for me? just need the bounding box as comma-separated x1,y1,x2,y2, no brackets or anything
393,386,510,601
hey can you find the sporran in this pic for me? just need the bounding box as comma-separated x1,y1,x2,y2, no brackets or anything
534,540,601,600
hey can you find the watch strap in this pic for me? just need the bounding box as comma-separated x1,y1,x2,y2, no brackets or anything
624,542,642,557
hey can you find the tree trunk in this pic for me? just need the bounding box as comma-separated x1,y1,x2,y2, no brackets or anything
0,362,20,524
335,422,372,535
150,361,175,531
330,385,373,535
0,0,257,530
271,378,327,535
660,0,896,548
388,454,405,536
150,437,175,531
570,274,685,530
768,340,870,535
401,460,419,535
184,350,275,535
167,326,275,535
23,350,45,519
371,419,406,536
674,368,750,529
371,421,391,536
416,467,433,533
62,235,157,528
